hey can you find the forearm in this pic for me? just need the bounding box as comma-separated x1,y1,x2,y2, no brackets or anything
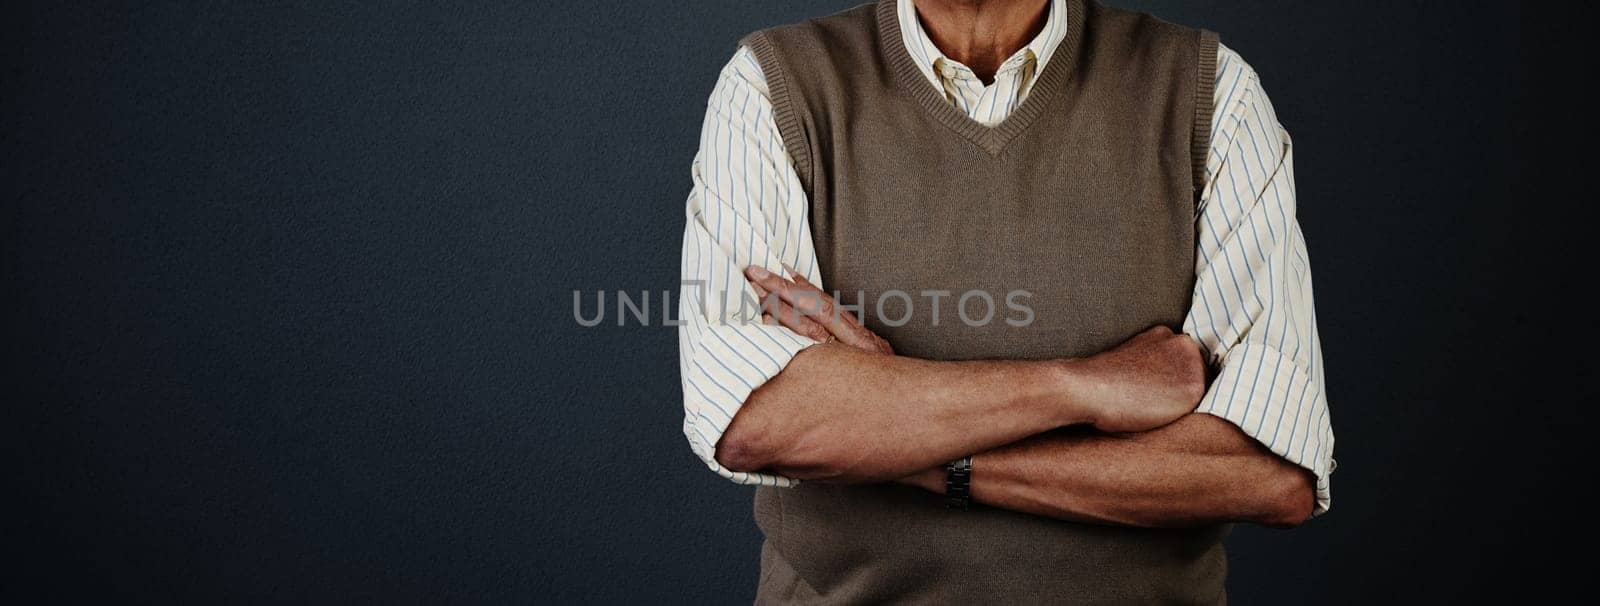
908,414,1316,528
716,342,1088,483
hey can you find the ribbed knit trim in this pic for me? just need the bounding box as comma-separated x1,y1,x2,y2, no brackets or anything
875,0,1087,156
1192,29,1219,195
739,31,814,194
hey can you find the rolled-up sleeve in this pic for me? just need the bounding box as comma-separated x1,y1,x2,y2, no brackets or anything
1185,45,1336,515
678,47,821,487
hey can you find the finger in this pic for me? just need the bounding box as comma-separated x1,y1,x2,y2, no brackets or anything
777,272,884,347
782,263,813,287
1121,325,1167,347
768,268,835,317
749,266,874,349
746,266,825,317
779,264,871,327
762,289,832,342
779,264,872,332
749,281,771,313
1180,331,1203,349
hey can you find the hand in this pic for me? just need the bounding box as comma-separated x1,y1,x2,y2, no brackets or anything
743,265,893,355
1069,325,1207,433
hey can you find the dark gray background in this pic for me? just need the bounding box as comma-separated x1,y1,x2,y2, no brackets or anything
4,1,1585,603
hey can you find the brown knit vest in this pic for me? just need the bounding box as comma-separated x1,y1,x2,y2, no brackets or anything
740,1,1224,602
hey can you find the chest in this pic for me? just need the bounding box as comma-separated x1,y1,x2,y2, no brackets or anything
807,121,1196,360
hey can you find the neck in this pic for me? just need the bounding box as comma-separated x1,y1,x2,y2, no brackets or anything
912,0,1049,84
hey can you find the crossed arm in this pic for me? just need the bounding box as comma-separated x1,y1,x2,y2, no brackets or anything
716,268,1315,528
679,44,1330,528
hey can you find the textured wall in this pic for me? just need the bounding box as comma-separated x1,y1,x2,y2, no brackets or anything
4,1,1571,603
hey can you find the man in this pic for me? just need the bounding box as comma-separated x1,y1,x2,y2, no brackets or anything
678,0,1334,602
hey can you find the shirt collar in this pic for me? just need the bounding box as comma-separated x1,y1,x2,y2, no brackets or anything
896,0,1069,87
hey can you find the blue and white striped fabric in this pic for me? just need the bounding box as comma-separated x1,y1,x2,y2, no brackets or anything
898,0,1069,126
678,0,1335,513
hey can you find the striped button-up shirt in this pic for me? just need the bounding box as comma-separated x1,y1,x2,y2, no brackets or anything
678,0,1335,513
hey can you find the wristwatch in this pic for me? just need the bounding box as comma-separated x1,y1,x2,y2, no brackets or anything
944,456,973,510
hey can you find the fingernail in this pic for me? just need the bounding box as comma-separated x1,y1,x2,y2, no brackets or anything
746,265,769,279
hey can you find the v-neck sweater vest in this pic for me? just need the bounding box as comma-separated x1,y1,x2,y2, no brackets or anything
740,1,1223,602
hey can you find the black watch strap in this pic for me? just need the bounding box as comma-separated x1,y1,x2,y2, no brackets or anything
944,456,973,510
